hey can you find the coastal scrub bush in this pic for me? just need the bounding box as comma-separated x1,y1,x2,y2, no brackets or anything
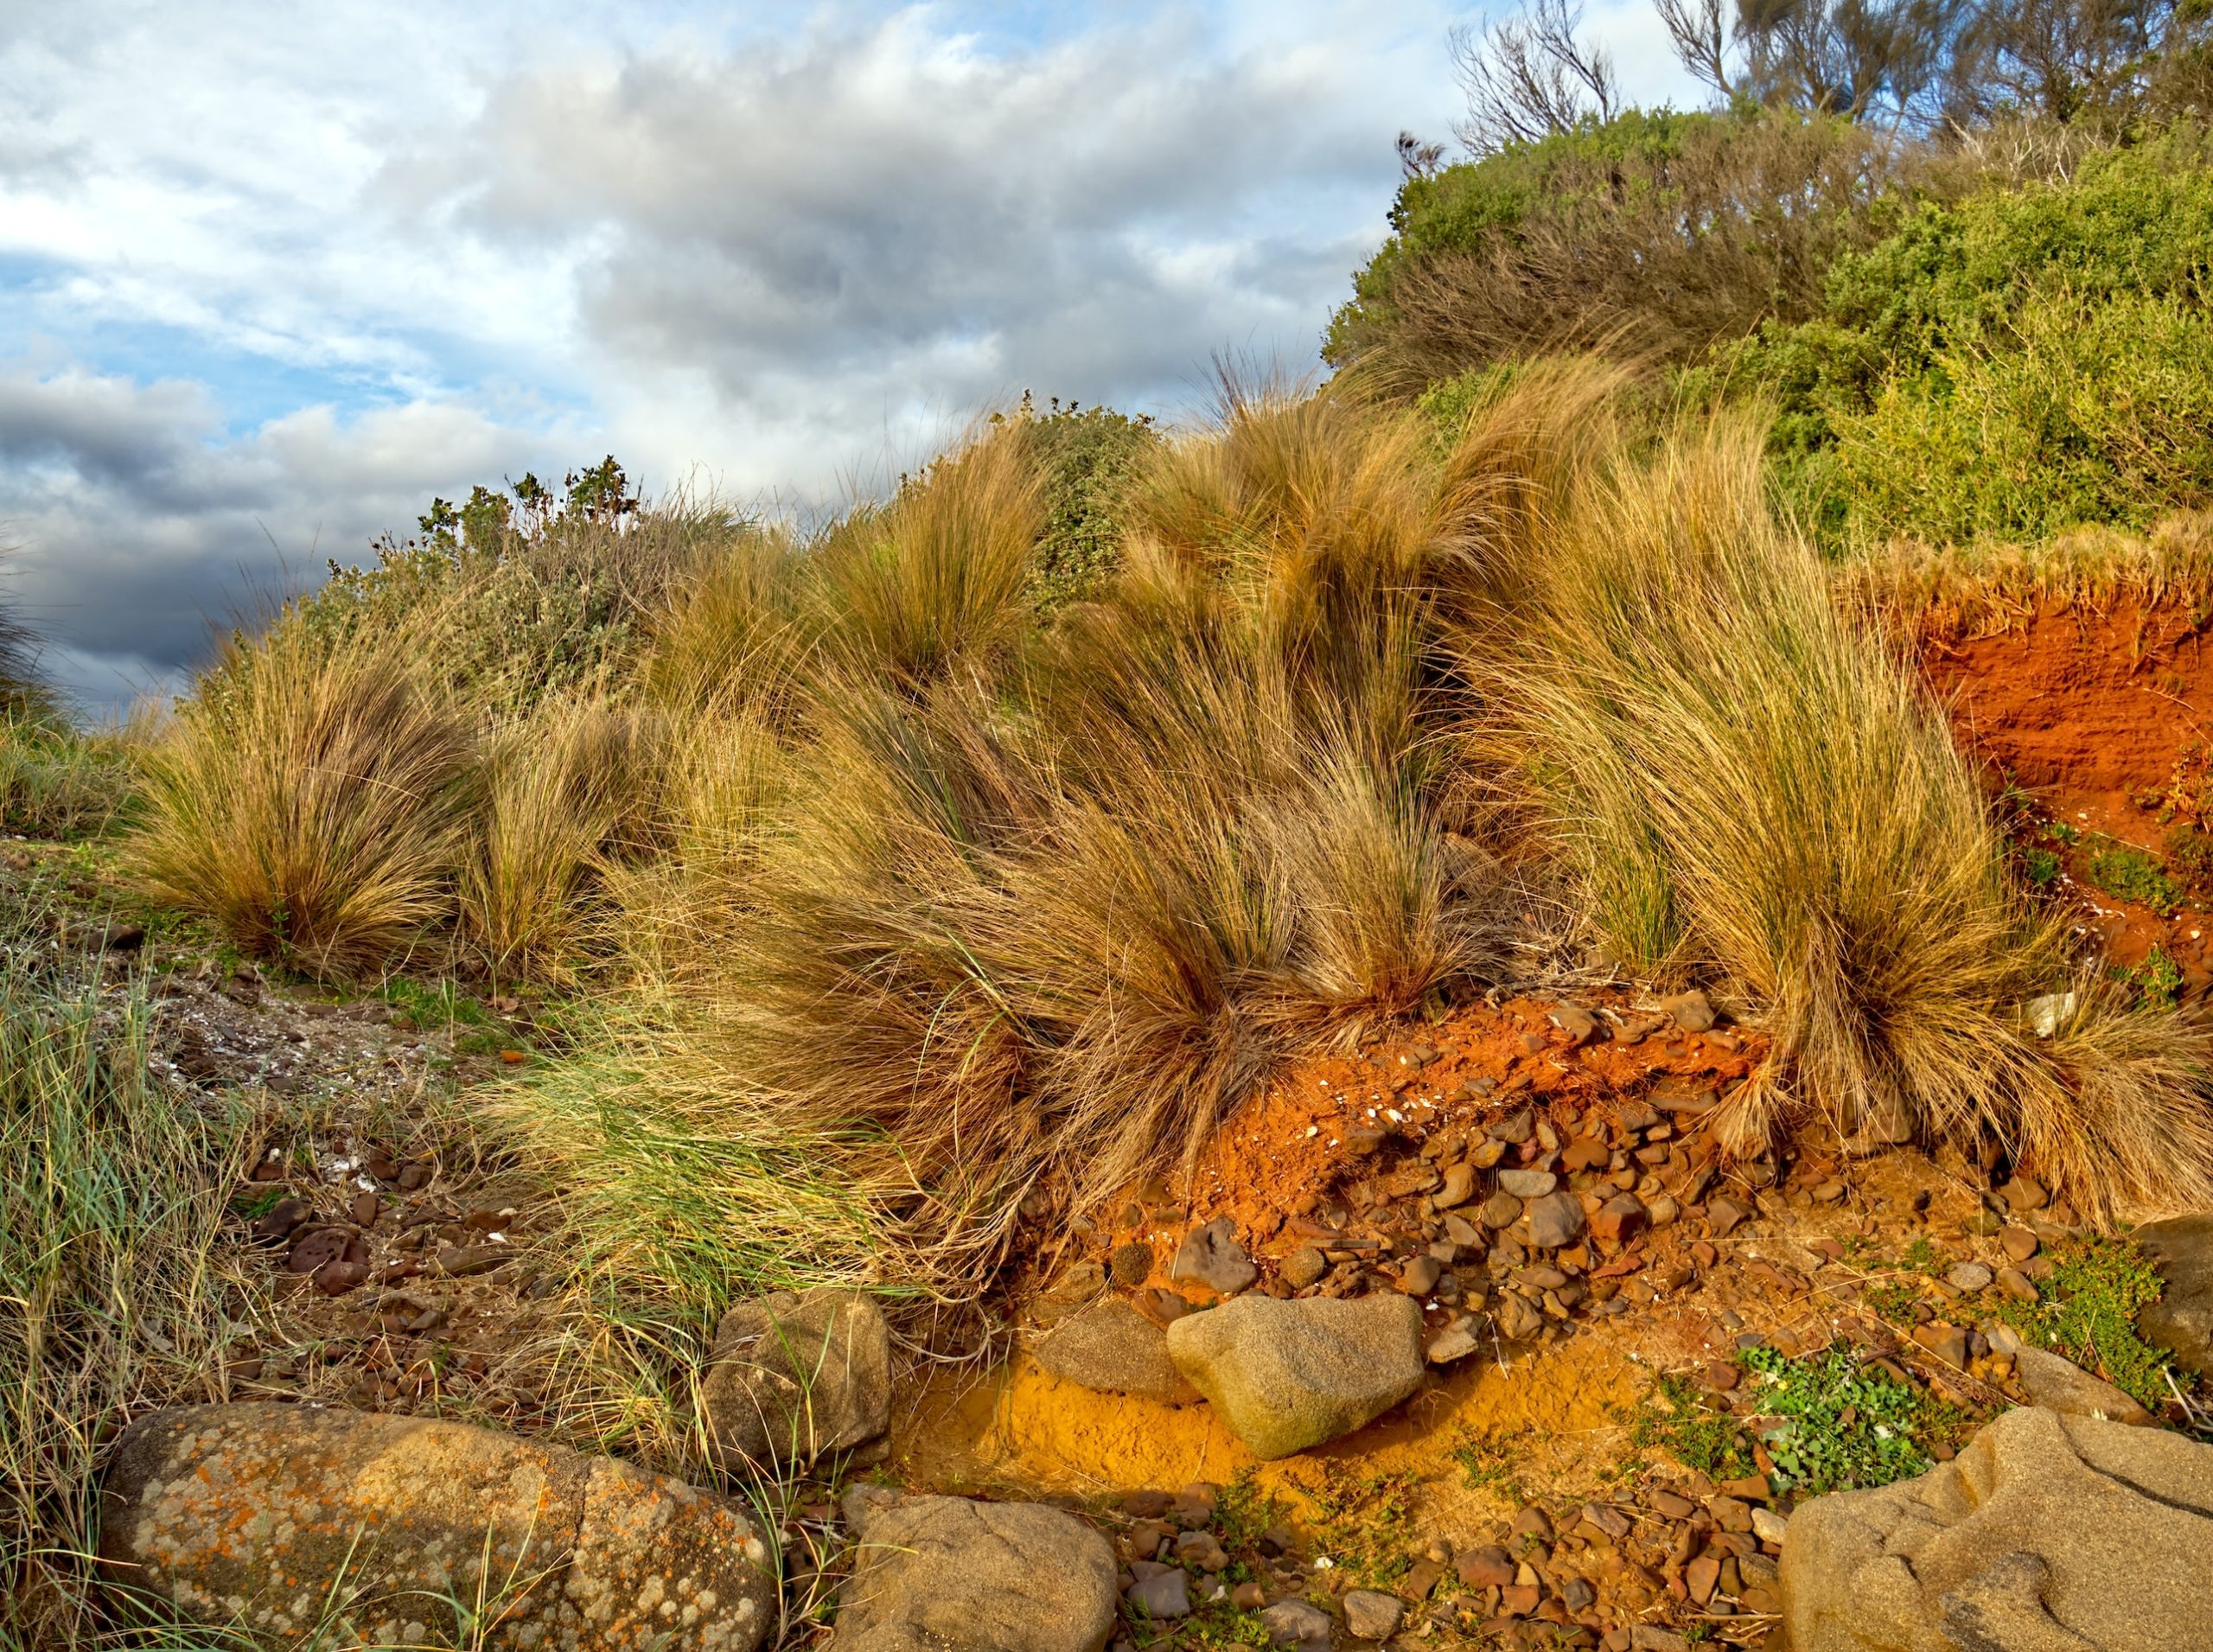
1327,107,1908,395
1731,133,2213,543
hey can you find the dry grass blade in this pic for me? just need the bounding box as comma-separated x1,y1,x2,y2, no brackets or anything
128,622,476,981
1490,406,2213,1215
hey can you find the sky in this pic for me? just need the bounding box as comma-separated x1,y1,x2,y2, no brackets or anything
0,0,1695,710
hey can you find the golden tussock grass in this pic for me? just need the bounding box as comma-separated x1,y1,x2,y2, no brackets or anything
1493,399,2213,1217
1843,511,2213,641
129,621,477,981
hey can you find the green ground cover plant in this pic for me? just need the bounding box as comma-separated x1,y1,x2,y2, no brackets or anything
1739,1345,1964,1493
1999,1234,2180,1409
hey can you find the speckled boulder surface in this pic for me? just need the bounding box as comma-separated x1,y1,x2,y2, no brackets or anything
1779,1405,2213,1651
99,1404,778,1651
701,1286,891,1472
1165,1293,1425,1459
835,1484,1118,1651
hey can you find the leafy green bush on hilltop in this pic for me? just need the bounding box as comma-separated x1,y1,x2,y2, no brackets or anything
1725,132,2213,544
1327,107,1910,395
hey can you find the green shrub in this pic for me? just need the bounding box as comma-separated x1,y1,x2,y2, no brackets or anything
1016,396,1158,610
1739,1344,1962,1493
1999,1235,2178,1410
1731,133,2213,543
1328,107,1907,394
2086,844,2184,914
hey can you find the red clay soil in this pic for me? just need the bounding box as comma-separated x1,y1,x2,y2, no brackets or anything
1922,597,2213,977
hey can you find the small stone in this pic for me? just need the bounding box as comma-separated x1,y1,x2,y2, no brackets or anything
1426,1317,1483,1365
1751,1506,1789,1545
1257,1598,1334,1650
1559,1575,1597,1612
1232,1580,1267,1611
1455,1546,1515,1589
1110,1241,1155,1288
1646,1195,1681,1227
1523,1190,1587,1250
1996,1266,2039,1303
1034,1299,1201,1406
348,1191,379,1228
1706,1197,1752,1237
1170,1218,1259,1296
1497,1169,1557,1199
1479,1190,1524,1230
1494,1292,1545,1341
1998,1176,2049,1213
702,1287,892,1471
1590,1193,1647,1244
2000,1226,2041,1263
1630,1630,1691,1652
1400,1255,1443,1296
1489,1111,1534,1145
1435,1162,1476,1209
312,1260,368,1296
1911,1322,1969,1368
1281,1246,1328,1290
2013,1345,2153,1424
1661,990,1716,1033
1509,1505,1553,1541
397,1162,430,1191
1134,1287,1194,1326
1124,1567,1195,1611
1947,1261,1994,1292
1648,1489,1695,1519
1686,1553,1720,1604
1580,1502,1631,1540
1342,1589,1406,1642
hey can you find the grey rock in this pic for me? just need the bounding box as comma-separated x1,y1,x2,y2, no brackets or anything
98,1404,776,1651
1661,990,1715,1033
1342,1589,1406,1641
1259,1598,1335,1650
1170,1217,1258,1296
1425,1316,1483,1365
1166,1294,1424,1459
1033,1300,1201,1405
839,1485,1118,1652
2012,1345,2152,1425
700,1286,890,1472
1126,1567,1191,1619
2134,1212,2213,1379
1496,1169,1557,1199
1523,1190,1587,1251
1495,1292,1545,1341
1780,1406,2213,1651
1946,1261,1994,1292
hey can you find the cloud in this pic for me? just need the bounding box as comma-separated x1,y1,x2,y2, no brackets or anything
0,2,1498,707
386,6,1456,482
0,362,559,707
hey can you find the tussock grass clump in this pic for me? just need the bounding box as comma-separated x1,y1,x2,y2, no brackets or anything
1496,406,2213,1215
131,623,478,980
457,697,641,985
508,391,1515,1299
0,943,246,1648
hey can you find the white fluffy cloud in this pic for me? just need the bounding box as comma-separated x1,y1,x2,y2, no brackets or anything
0,2,1693,708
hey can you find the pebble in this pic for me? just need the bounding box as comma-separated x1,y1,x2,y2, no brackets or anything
1126,1569,1189,1618
1455,1546,1515,1589
1170,1219,1258,1296
1342,1589,1406,1641
2000,1225,2041,1262
1496,1169,1557,1199
1257,1599,1333,1651
1109,1241,1154,1289
1946,1261,1993,1292
1479,1191,1524,1229
1523,1190,1586,1250
1425,1317,1483,1365
1280,1247,1327,1290
1399,1256,1443,1296
1660,990,1716,1033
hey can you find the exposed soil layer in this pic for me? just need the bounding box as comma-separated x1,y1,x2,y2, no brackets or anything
1921,598,2213,978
